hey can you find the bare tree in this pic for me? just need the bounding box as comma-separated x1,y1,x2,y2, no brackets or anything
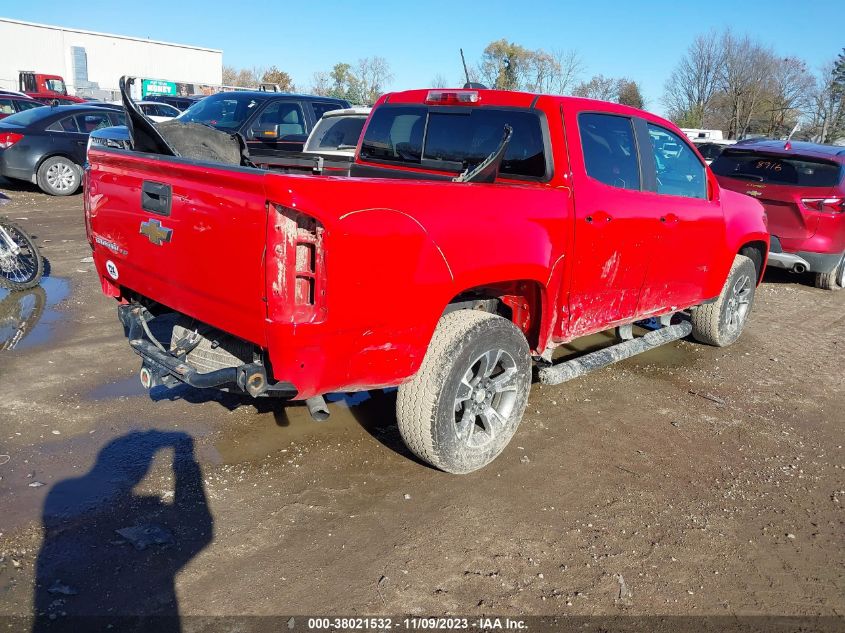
356,56,393,105
760,57,814,137
310,71,332,97
805,60,845,143
717,31,775,138
222,65,239,86
549,49,584,94
662,32,724,127
430,74,452,88
573,74,618,101
525,49,559,93
222,65,261,88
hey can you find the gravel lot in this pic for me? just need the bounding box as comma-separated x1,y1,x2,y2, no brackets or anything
0,179,842,631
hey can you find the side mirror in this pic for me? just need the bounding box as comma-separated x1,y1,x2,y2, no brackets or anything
251,124,279,141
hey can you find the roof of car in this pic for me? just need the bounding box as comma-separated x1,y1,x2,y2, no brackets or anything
0,93,36,100
730,139,845,161
321,106,372,117
17,104,120,119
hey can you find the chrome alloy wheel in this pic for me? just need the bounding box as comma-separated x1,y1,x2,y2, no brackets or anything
453,348,519,449
725,272,752,332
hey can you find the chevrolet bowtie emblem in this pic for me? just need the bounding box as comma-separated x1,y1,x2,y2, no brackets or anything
139,219,173,246
746,190,762,197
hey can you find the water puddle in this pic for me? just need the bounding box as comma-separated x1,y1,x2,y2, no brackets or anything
0,276,70,351
212,390,398,465
88,375,149,400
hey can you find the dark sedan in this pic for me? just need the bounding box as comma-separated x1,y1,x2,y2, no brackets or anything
0,95,44,120
0,105,125,195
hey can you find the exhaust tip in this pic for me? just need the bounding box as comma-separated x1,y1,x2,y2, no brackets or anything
305,396,330,422
793,263,807,274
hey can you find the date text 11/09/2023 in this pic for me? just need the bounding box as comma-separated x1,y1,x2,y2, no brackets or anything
307,617,528,630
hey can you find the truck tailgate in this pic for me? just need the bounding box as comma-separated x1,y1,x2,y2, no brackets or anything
87,150,269,345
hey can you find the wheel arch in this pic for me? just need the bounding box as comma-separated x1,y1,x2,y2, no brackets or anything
738,240,768,285
444,279,548,353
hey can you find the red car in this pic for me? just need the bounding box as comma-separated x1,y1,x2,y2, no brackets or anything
0,94,43,120
712,140,845,289
85,88,768,473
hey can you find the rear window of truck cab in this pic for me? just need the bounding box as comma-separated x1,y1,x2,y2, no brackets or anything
359,105,548,180
711,150,843,187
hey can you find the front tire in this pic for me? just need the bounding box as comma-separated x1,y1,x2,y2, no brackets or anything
691,254,757,347
36,156,80,196
396,310,532,474
0,219,44,290
814,253,845,290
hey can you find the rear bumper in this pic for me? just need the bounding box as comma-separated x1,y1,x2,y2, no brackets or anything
0,149,36,183
768,236,843,273
118,303,297,398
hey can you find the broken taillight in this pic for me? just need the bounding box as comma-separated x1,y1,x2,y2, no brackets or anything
801,197,844,214
267,204,326,322
0,132,23,149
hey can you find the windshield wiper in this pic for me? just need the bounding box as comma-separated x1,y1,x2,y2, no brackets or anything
453,124,513,184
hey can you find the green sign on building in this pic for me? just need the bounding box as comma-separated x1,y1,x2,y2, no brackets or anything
141,79,177,98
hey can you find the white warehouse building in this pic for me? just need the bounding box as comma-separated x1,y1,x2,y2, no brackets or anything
0,17,222,99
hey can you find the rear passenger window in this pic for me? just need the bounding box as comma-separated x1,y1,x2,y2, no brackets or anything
578,113,641,190
647,124,706,199
312,102,343,120
47,116,79,132
0,99,14,115
15,100,42,112
75,113,112,134
359,106,426,164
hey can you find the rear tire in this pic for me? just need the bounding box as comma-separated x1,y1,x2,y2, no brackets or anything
691,255,757,347
814,253,845,290
36,156,80,196
396,310,532,474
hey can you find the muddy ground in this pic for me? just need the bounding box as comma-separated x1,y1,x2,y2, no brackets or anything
0,179,842,631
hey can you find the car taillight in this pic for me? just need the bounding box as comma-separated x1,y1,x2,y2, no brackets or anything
0,132,23,149
425,90,480,105
801,197,844,214
267,204,326,323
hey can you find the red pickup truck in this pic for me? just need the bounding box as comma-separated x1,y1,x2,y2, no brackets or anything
85,88,769,473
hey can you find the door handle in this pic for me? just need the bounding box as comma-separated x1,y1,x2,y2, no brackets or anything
141,181,172,216
586,211,612,224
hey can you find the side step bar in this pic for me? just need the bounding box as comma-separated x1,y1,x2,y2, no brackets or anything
537,321,692,386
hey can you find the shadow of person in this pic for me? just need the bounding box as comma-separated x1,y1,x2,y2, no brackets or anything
32,430,213,633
